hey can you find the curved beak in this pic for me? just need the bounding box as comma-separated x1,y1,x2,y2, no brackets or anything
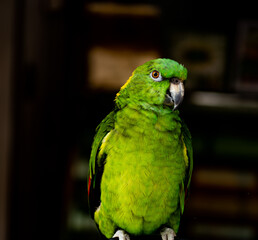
164,79,184,110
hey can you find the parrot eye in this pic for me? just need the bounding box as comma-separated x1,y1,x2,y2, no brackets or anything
150,70,162,82
152,70,159,78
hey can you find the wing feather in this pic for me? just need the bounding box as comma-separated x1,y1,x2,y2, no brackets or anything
179,119,193,214
88,110,116,218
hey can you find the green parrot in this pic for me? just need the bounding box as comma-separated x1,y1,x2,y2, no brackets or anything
88,58,193,240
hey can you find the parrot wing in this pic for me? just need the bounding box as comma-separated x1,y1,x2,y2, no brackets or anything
88,109,116,218
179,119,193,214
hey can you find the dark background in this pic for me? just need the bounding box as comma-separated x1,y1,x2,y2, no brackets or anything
1,1,258,240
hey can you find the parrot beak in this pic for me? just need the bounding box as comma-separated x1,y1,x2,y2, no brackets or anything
164,79,184,110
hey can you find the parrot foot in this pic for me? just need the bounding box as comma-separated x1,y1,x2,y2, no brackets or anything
112,230,130,240
160,227,176,240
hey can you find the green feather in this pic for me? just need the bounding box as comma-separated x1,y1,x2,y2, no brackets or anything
182,119,193,190
179,180,185,214
89,110,116,178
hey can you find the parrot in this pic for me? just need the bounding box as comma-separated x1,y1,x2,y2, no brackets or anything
88,58,193,240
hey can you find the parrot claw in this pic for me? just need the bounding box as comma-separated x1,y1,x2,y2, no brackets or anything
112,230,130,240
160,227,176,240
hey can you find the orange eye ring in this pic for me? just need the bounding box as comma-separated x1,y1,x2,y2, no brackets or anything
152,70,160,79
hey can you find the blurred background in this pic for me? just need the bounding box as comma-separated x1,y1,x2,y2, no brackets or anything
1,0,258,240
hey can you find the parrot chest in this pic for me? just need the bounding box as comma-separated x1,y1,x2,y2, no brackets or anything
100,110,186,234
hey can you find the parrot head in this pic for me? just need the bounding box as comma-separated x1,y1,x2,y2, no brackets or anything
116,58,187,110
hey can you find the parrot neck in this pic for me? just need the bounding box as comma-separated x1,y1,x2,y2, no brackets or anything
137,102,179,116
115,102,181,136
117,100,180,116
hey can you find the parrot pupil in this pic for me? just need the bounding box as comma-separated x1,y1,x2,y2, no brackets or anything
152,70,159,78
